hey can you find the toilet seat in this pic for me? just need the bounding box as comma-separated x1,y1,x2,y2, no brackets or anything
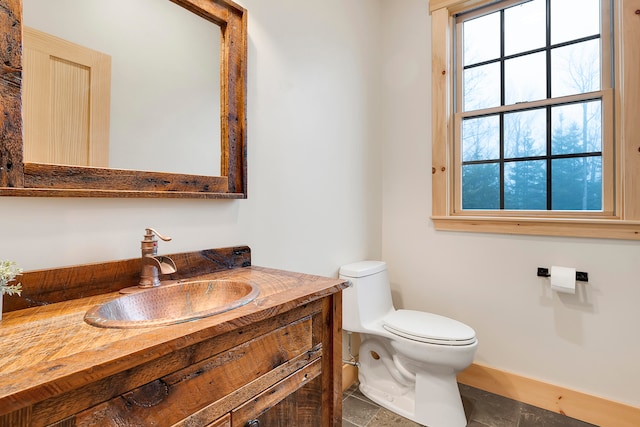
382,309,476,346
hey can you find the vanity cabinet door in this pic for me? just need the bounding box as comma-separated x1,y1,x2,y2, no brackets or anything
232,359,323,427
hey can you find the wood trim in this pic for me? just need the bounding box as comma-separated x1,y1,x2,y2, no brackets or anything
458,363,640,427
323,293,344,426
169,0,247,196
342,363,358,392
23,163,229,193
432,215,640,240
431,7,450,217
621,0,640,220
0,0,23,189
429,0,495,14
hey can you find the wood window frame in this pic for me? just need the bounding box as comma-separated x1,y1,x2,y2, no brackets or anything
430,0,640,240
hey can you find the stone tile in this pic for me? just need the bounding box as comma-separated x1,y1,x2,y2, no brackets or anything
343,383,598,427
517,408,598,427
347,384,378,407
367,407,423,427
466,421,493,427
342,395,380,427
343,384,356,400
459,384,524,427
345,383,359,395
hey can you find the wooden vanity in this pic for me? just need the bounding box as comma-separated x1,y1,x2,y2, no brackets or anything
0,247,347,426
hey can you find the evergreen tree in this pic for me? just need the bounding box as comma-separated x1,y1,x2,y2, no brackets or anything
462,116,500,209
503,115,546,210
551,117,602,210
463,163,500,209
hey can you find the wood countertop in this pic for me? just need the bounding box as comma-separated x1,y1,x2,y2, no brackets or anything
0,265,348,416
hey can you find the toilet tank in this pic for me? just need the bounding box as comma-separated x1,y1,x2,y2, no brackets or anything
339,261,394,333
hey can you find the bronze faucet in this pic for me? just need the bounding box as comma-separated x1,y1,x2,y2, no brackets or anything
139,228,177,288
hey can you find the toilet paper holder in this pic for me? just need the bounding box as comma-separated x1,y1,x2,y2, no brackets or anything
537,267,589,282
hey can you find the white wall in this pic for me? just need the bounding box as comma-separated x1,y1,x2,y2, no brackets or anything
0,0,382,279
380,0,640,408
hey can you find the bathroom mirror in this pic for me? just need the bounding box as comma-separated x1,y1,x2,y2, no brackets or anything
23,0,222,177
0,0,247,198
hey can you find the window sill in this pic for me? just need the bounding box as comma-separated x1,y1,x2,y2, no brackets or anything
431,216,640,240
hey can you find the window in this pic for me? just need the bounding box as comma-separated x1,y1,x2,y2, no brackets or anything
457,0,608,212
430,0,640,239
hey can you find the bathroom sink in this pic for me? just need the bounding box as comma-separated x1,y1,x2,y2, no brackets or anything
84,280,260,328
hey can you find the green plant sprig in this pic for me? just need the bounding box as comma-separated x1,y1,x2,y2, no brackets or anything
0,260,23,297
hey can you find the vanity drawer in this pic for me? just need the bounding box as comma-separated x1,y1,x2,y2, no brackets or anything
206,413,231,427
231,358,323,427
74,315,316,426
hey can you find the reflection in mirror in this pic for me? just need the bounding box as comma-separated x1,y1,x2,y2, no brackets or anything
0,0,246,198
23,0,221,176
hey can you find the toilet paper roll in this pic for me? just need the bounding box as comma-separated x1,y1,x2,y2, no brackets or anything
550,266,576,294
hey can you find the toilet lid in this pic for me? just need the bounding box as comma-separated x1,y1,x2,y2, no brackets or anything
382,310,476,346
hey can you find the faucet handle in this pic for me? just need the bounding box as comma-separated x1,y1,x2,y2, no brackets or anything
144,228,172,242
142,228,172,257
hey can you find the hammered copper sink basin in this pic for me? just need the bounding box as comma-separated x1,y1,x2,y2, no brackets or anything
84,280,260,328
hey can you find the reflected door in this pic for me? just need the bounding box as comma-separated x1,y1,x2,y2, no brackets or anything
23,26,111,167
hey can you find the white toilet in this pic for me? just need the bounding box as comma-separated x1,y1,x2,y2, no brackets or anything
340,261,477,427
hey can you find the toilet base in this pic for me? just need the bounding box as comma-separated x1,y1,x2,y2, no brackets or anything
358,337,468,427
359,380,416,421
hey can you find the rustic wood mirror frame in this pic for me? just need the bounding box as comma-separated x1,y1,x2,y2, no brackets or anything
0,0,247,199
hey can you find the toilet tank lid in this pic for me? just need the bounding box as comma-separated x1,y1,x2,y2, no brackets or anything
339,261,386,278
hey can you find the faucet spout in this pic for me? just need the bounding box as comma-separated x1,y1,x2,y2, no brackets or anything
140,255,177,287
155,255,177,275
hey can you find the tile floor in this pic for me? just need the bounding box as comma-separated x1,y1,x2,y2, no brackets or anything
342,383,598,427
